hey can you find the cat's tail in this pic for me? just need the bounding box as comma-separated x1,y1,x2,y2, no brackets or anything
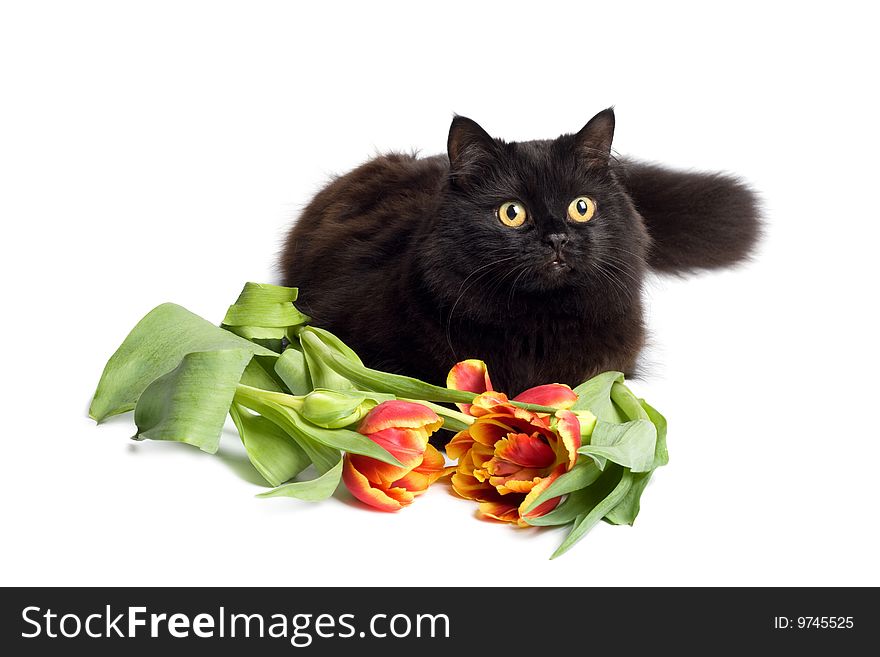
620,160,761,273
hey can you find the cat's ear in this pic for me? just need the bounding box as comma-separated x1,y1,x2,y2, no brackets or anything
447,116,498,178
575,108,615,167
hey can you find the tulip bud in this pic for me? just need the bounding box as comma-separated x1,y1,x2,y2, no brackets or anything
300,390,377,429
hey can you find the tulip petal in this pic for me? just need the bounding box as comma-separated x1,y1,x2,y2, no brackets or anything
467,418,515,447
494,432,556,469
477,501,521,524
451,471,497,501
468,442,495,472
394,467,453,494
367,426,429,470
494,477,542,494
446,359,493,393
468,391,511,417
519,466,566,520
348,453,411,487
479,405,550,433
416,443,448,474
342,457,405,512
484,458,522,477
382,485,416,507
445,430,475,461
447,360,493,413
491,413,553,439
553,410,582,470
513,383,578,410
395,444,454,492
450,450,498,501
358,400,443,436
393,470,430,494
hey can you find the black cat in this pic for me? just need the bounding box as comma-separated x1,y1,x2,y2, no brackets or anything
279,109,760,394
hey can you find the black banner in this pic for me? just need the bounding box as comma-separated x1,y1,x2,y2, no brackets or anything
1,587,874,654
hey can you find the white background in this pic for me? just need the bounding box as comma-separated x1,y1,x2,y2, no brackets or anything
2,1,878,587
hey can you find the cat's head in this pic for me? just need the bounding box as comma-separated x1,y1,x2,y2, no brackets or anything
422,109,650,316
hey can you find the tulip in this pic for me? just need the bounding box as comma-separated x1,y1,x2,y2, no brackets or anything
342,400,453,511
445,361,581,526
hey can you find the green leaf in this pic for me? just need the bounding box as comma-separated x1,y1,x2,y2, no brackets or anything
221,282,310,352
275,345,312,395
298,326,362,391
221,282,308,328
229,403,310,487
641,398,669,470
523,488,595,527
300,326,364,364
300,329,475,404
571,371,627,422
551,468,634,559
256,457,343,501
604,399,669,526
604,471,653,526
285,426,341,475
90,303,274,422
223,325,287,353
524,464,623,527
578,419,657,472
230,390,338,474
239,355,286,392
610,381,650,421
522,459,602,514
231,281,300,304
133,349,254,454
285,408,401,466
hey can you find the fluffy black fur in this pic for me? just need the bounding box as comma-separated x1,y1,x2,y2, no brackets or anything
279,110,760,394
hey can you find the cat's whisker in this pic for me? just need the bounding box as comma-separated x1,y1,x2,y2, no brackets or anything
602,244,644,260
589,265,619,304
485,264,520,304
507,264,532,312
453,254,518,295
445,254,520,359
597,256,641,284
590,262,633,307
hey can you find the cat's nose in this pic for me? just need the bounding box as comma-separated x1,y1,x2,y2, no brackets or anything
545,233,569,253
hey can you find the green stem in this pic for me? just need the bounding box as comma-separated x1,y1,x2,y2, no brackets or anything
235,383,304,412
400,398,475,425
509,400,557,413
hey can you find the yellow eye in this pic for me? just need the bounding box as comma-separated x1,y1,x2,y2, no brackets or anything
567,196,596,223
497,200,527,227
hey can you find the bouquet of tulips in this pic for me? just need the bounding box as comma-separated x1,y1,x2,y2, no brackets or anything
90,283,667,558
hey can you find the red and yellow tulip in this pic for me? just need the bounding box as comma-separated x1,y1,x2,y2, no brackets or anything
342,400,453,511
445,360,580,526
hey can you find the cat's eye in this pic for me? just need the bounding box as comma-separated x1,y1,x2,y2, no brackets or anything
497,201,527,228
567,196,596,223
